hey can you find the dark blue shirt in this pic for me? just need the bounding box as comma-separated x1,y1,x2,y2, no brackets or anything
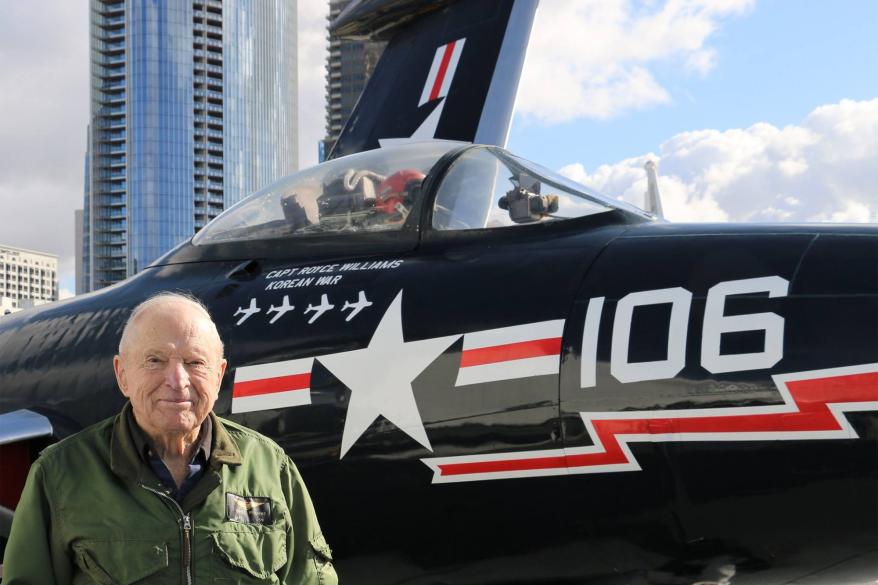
127,408,212,502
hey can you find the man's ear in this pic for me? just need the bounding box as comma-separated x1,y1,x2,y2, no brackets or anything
114,355,130,397
217,358,228,383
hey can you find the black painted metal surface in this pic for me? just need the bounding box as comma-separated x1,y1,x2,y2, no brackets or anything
1,148,876,583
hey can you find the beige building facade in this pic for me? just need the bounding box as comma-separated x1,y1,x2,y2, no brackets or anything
0,245,59,315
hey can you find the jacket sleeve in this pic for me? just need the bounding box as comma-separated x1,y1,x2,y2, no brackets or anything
2,459,74,585
277,457,338,585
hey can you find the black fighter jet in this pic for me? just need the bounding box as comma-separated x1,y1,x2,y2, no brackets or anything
1,1,876,583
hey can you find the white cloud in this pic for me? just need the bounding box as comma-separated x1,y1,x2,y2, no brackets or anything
59,288,75,301
560,99,878,223
518,0,753,123
0,1,88,263
298,0,329,168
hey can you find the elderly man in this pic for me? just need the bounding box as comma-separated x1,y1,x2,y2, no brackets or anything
3,293,337,584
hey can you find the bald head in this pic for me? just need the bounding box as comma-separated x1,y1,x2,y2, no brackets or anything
114,292,228,443
119,293,224,358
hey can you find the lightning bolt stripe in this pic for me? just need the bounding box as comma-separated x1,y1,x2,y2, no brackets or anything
231,357,314,414
424,363,878,483
455,320,565,386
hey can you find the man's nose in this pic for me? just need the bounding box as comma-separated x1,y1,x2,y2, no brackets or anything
164,359,190,389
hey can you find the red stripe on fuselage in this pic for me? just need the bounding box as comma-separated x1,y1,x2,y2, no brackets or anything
460,337,562,368
233,373,311,398
429,41,457,102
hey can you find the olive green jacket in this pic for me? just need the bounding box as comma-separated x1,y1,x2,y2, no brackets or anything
3,404,338,584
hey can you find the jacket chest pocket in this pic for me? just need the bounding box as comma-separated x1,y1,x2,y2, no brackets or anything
72,540,168,585
212,527,287,584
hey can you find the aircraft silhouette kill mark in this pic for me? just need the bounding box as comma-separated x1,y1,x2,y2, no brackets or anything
234,298,262,326
305,294,335,324
267,295,295,324
341,290,374,322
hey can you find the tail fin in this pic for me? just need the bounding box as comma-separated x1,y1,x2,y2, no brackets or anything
329,0,539,159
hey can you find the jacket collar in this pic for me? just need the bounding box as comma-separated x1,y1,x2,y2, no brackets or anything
208,411,243,467
110,402,242,482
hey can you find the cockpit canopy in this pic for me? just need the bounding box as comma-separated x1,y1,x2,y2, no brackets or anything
192,142,646,246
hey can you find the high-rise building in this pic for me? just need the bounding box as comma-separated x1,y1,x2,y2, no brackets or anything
83,0,298,291
75,209,84,296
321,0,385,159
0,245,59,315
81,134,91,295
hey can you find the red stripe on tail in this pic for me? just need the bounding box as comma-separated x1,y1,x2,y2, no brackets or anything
429,41,457,102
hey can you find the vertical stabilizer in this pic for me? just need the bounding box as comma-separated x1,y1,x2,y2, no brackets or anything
329,0,539,159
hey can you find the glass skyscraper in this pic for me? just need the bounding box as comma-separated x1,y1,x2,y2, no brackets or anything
83,0,297,290
321,0,385,159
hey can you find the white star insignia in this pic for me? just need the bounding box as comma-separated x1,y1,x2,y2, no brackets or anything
317,291,460,458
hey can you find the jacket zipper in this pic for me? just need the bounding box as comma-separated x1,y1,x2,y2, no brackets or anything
182,514,193,585
142,484,193,585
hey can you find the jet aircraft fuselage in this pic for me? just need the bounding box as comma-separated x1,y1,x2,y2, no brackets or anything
1,0,876,581
1,143,876,584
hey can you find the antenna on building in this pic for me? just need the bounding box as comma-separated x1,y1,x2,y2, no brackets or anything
643,160,664,219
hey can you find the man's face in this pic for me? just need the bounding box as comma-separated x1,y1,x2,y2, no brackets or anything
114,301,227,440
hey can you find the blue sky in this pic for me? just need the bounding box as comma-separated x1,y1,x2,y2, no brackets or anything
493,0,878,225
509,0,878,172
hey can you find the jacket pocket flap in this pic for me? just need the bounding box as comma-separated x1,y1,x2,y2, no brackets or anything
72,540,168,585
309,532,333,561
214,528,288,579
